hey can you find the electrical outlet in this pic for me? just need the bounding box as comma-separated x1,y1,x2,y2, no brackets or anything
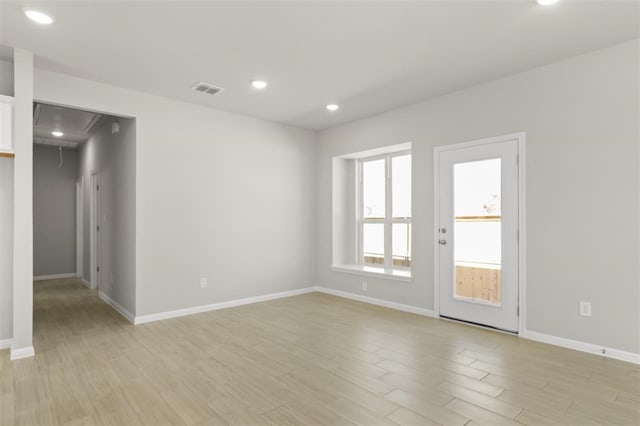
362,280,368,292
200,277,208,289
579,301,592,317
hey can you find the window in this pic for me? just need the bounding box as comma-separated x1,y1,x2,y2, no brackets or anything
359,152,411,269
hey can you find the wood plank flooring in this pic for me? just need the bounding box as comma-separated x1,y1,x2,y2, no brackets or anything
1,278,638,425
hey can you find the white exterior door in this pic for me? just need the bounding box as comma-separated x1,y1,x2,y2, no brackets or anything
436,135,521,332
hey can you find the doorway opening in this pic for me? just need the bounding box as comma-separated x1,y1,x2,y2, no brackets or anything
32,101,136,322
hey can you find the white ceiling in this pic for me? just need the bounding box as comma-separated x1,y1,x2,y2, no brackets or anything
1,1,638,131
33,102,104,148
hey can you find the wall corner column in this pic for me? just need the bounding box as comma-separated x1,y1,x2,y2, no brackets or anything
11,49,34,360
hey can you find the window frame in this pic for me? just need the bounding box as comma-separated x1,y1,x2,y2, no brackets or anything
357,150,411,270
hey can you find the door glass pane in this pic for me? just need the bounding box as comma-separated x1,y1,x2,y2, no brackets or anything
392,223,411,267
453,159,501,305
362,159,385,218
392,154,411,218
363,223,384,265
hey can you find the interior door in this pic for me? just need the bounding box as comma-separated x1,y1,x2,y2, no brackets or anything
436,137,520,332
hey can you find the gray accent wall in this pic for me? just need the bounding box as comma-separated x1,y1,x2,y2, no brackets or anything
78,116,136,314
316,40,639,354
33,145,78,277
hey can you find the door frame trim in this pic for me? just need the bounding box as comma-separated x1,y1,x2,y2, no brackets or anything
89,169,100,290
76,177,84,280
433,132,526,334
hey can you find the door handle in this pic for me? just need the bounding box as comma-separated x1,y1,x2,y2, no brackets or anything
439,239,447,245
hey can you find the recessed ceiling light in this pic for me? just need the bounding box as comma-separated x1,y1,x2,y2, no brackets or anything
51,131,64,137
326,104,339,111
24,9,54,24
251,80,268,89
536,0,559,5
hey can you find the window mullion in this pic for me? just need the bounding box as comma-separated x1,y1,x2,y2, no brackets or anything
385,156,392,269
357,160,363,264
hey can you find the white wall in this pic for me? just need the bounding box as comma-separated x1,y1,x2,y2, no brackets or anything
316,40,639,354
0,60,14,97
34,68,317,318
12,49,34,355
77,116,136,313
0,60,13,341
0,157,12,340
5,41,635,358
33,145,78,276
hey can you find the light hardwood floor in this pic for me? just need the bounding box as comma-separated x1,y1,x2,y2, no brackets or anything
1,278,638,425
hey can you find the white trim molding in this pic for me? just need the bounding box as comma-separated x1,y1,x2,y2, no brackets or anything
99,291,135,324
315,285,638,365
316,286,434,317
0,338,11,350
80,277,91,288
10,345,35,360
521,329,639,365
33,273,77,281
331,265,412,282
336,141,412,161
93,281,637,365
76,177,84,280
134,287,317,325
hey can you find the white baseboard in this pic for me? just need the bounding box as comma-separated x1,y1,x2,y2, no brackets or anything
80,277,91,288
521,329,639,365
92,282,639,365
10,346,35,360
33,273,77,281
315,286,638,365
315,286,435,317
0,338,11,350
99,291,135,324
135,287,316,325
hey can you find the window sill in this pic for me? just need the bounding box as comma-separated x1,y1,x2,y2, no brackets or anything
330,264,412,282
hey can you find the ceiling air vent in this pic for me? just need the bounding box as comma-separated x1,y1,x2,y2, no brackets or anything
191,82,224,96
